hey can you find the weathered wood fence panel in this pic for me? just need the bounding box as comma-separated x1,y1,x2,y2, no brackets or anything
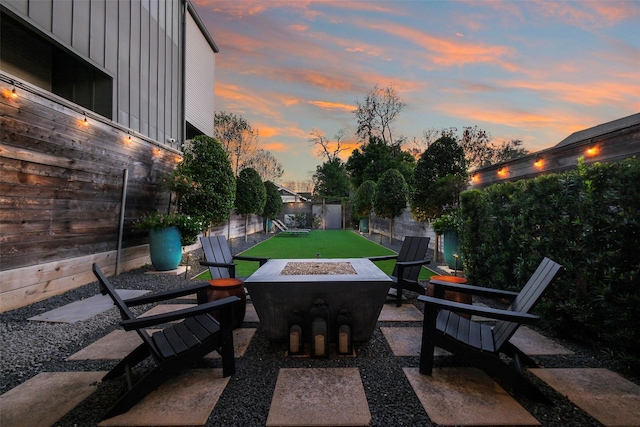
0,79,177,311
0,79,270,311
1,79,175,272
370,208,436,247
471,114,640,188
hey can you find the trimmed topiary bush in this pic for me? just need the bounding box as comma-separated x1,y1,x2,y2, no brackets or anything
235,168,266,241
168,135,236,227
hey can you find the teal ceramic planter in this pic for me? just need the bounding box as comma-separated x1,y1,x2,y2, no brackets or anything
443,230,463,270
148,226,182,271
359,218,369,233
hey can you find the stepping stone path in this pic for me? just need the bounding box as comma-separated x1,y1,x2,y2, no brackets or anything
266,368,371,426
4,298,640,426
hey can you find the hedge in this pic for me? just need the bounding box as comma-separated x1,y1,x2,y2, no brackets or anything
459,158,640,365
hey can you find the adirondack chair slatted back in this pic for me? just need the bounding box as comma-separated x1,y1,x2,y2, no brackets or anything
201,236,234,280
492,257,563,350
392,236,431,281
92,264,161,360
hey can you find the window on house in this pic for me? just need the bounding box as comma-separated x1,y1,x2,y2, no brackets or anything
0,14,112,119
185,121,206,140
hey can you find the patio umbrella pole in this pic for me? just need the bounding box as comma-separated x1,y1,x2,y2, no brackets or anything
116,168,129,275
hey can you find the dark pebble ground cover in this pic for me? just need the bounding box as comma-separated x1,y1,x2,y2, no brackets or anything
1,232,637,426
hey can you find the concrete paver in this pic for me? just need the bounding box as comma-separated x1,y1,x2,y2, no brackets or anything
531,368,640,427
67,327,256,360
380,326,450,357
138,303,196,317
144,266,187,276
99,369,229,426
404,367,540,426
245,302,260,322
377,303,423,321
28,290,149,323
67,329,151,360
206,327,256,359
510,327,574,355
266,368,371,426
0,371,105,427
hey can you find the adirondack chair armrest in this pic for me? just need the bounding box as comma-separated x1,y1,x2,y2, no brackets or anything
396,258,431,267
395,259,431,285
367,254,398,262
429,280,520,300
233,255,269,266
199,261,236,268
199,260,237,278
123,282,210,307
418,295,540,324
120,296,241,330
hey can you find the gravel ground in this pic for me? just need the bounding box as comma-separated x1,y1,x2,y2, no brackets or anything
1,231,637,426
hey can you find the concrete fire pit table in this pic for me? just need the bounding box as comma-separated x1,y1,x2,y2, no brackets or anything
244,258,392,343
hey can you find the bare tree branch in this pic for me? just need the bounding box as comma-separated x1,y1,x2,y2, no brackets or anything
244,149,285,182
353,84,405,144
214,111,260,176
309,128,349,162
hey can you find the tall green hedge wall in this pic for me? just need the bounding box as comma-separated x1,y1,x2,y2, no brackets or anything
459,158,640,363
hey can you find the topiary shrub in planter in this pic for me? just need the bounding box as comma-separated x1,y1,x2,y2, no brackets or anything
134,213,206,270
353,180,376,234
374,169,408,243
432,212,463,270
167,135,236,227
262,181,283,233
235,168,266,241
136,135,235,270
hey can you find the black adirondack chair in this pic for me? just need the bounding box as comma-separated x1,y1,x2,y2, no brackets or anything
418,257,563,401
200,235,268,280
368,236,431,307
92,263,240,420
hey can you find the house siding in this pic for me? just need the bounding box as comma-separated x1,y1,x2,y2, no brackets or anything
0,0,220,311
1,0,184,147
185,10,215,135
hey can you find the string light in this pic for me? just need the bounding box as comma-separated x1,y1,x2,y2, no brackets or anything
534,158,544,168
586,146,599,157
2,86,17,99
497,167,508,177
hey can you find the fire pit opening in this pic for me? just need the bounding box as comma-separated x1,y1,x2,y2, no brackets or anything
280,262,357,275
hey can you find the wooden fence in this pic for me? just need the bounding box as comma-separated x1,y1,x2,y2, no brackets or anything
0,77,262,312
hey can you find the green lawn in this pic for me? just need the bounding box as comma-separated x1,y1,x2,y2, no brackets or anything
195,230,436,280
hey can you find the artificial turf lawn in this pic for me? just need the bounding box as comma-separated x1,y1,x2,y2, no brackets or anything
195,230,436,280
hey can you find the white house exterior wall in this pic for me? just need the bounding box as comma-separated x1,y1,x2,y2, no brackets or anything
185,10,215,136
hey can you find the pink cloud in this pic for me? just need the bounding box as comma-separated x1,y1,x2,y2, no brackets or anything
531,0,640,28
261,141,289,152
504,79,636,107
358,19,517,70
308,100,355,112
196,0,409,20
436,102,596,141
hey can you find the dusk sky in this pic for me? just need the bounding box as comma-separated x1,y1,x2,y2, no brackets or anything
193,0,640,184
